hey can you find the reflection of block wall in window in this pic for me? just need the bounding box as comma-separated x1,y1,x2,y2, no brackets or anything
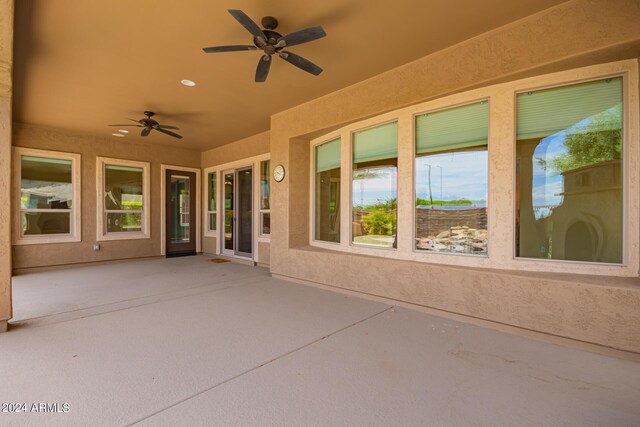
414,100,489,255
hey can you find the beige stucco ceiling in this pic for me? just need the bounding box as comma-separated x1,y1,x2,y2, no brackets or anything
13,0,567,151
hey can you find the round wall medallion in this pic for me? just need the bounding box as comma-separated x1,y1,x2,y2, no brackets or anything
273,164,285,182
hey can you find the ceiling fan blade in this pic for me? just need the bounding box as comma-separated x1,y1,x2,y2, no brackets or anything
155,128,183,139
128,118,141,123
157,125,179,130
228,9,266,45
141,127,151,137
279,51,323,76
108,124,142,127
203,45,259,53
255,55,272,83
277,26,326,47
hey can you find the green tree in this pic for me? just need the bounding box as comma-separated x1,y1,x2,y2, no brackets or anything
538,105,622,174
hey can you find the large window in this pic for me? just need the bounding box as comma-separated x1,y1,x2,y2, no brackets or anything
315,138,341,243
97,157,150,240
352,122,397,248
308,62,636,276
415,101,489,255
516,77,623,263
15,148,81,244
260,160,271,235
207,171,217,232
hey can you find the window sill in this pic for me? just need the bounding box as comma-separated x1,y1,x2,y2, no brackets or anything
14,235,81,245
97,232,150,242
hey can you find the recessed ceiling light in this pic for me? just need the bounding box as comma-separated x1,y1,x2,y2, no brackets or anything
118,129,129,133
112,133,125,137
181,79,196,87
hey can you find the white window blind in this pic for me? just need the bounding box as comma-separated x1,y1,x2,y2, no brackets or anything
516,77,622,140
316,138,341,172
416,101,488,155
353,122,397,164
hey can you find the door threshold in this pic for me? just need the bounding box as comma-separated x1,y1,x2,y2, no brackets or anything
214,254,256,266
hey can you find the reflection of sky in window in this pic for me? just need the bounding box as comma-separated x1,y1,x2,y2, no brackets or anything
352,167,396,206
416,150,488,203
531,105,619,218
532,132,565,215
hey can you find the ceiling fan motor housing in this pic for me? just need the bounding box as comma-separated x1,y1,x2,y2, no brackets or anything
261,16,278,30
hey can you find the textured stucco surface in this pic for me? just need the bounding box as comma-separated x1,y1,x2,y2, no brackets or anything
270,0,640,352
0,0,14,323
11,124,201,269
201,130,270,168
258,241,270,266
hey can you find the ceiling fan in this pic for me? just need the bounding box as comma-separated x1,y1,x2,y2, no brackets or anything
109,111,183,139
203,9,326,82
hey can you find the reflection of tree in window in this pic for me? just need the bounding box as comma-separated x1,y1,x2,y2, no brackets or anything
104,165,144,233
516,77,622,263
351,122,398,248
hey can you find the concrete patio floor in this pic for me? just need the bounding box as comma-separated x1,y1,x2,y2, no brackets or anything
1,256,639,426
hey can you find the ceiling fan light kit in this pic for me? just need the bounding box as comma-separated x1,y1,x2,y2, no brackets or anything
203,9,326,82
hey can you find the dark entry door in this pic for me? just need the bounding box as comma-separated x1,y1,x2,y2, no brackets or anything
166,169,197,257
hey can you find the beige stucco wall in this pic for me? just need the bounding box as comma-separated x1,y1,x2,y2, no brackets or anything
201,131,270,262
0,0,15,327
258,242,270,267
270,0,640,352
12,124,201,270
201,131,270,169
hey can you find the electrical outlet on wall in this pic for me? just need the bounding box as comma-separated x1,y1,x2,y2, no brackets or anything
93,244,100,251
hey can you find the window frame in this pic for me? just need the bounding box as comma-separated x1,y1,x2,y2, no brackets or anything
13,147,82,245
96,156,150,241
411,97,491,258
205,170,217,235
512,74,628,266
349,119,399,250
307,59,638,277
311,137,342,246
259,159,271,237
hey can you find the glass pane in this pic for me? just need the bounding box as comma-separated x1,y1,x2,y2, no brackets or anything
170,176,190,244
224,172,234,251
260,160,270,210
22,211,70,235
516,77,623,263
208,172,217,213
106,212,142,232
105,164,143,211
415,102,488,255
21,156,72,210
352,124,397,248
261,212,271,235
415,150,488,254
209,213,217,232
237,168,253,255
315,139,340,243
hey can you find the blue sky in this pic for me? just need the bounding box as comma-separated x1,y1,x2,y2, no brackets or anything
416,151,487,202
351,150,488,206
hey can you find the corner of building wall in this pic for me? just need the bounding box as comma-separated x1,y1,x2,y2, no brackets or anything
288,137,311,248
0,0,15,326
